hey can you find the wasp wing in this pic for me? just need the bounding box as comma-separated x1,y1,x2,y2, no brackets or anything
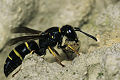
7,35,43,46
11,26,42,34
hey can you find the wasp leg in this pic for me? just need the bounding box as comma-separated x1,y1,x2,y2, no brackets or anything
12,66,22,77
30,50,35,54
48,46,65,67
67,44,80,55
51,48,61,57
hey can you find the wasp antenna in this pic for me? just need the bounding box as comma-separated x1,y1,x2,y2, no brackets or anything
74,27,97,41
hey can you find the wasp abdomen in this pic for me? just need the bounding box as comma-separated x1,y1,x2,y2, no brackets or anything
4,41,39,77
4,53,22,77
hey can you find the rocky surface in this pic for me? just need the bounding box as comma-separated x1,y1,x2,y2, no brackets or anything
0,0,38,49
27,0,95,30
9,43,120,80
78,1,120,53
0,0,120,80
0,0,38,80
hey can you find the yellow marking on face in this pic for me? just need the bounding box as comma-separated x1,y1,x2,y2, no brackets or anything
59,27,61,32
8,55,12,60
48,46,56,57
13,49,23,60
25,42,31,51
67,44,80,55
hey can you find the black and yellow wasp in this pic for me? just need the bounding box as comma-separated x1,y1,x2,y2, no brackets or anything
4,25,97,77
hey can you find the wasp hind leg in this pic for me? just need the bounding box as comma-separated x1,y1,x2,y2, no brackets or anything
48,46,65,67
66,44,80,56
12,66,22,77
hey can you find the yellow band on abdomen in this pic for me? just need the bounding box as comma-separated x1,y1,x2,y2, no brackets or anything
8,55,12,60
13,49,23,60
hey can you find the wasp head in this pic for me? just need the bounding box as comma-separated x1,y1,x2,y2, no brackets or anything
61,25,78,43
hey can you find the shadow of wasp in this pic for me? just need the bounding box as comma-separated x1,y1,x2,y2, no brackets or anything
4,25,97,77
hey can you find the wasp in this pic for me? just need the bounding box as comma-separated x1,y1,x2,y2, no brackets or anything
4,25,97,77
